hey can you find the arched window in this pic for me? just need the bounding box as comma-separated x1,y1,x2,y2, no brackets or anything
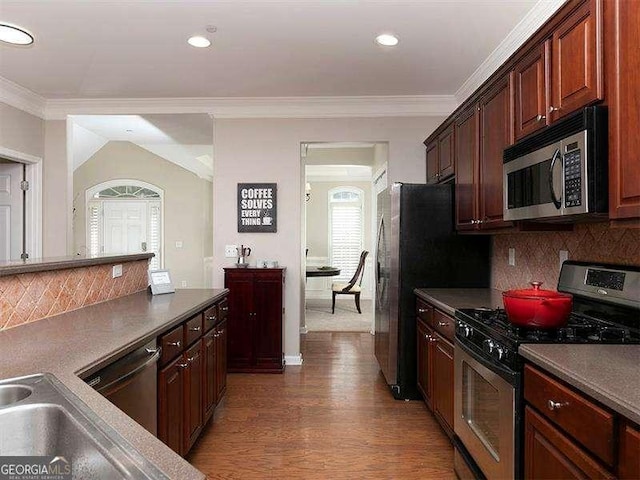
86,180,163,270
328,187,364,283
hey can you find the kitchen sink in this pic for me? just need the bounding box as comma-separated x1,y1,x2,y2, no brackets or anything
0,374,169,480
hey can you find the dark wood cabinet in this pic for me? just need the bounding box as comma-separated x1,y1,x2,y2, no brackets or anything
432,333,454,436
416,318,434,408
184,341,203,453
619,422,640,480
454,106,479,231
225,268,285,373
479,76,513,230
550,0,602,122
524,406,615,479
158,356,185,455
605,0,640,220
202,329,216,423
425,125,454,184
514,42,548,140
215,319,227,402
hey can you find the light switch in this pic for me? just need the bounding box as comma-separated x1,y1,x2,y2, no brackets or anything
508,248,516,266
181,280,187,288
175,241,183,249
225,245,237,257
112,264,123,278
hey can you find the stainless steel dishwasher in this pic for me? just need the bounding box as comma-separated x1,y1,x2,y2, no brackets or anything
85,339,161,436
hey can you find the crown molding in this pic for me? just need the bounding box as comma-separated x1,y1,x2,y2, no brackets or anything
44,95,457,120
455,0,567,102
0,76,46,118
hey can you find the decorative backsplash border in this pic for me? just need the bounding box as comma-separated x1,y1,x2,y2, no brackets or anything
492,223,640,291
0,260,149,330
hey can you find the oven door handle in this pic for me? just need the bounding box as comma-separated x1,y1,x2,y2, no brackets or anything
549,148,562,209
456,338,518,384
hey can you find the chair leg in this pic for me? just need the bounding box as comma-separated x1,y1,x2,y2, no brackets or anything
332,292,336,314
355,293,361,314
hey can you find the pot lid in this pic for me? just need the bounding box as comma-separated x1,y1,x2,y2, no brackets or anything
503,281,573,299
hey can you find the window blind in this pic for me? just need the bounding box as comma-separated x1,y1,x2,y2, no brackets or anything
88,203,101,255
330,204,363,283
148,202,161,270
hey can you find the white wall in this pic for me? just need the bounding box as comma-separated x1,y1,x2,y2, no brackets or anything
212,116,444,361
74,141,213,288
0,102,44,159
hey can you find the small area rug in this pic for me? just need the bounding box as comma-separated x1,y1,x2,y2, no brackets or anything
305,298,372,332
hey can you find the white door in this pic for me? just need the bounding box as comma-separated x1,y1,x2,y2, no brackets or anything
103,201,147,255
0,162,24,261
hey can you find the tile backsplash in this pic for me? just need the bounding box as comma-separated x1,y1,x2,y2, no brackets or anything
491,223,640,291
0,260,149,330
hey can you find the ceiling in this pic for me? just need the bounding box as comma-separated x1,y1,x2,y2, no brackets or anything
0,0,542,99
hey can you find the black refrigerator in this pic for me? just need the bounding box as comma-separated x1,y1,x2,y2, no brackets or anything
374,183,491,400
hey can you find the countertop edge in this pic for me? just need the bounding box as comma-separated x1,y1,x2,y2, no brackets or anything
519,346,640,425
413,289,456,316
0,253,154,277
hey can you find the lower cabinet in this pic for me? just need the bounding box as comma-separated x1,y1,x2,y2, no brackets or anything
415,296,455,438
157,296,228,457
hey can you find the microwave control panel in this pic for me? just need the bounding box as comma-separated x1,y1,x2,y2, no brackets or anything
564,149,582,207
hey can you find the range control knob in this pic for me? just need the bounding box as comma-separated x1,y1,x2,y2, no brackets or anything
483,339,495,354
461,324,473,338
494,345,505,360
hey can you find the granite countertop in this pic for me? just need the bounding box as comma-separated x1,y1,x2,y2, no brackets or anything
0,288,228,480
519,344,640,425
414,288,504,316
0,253,154,276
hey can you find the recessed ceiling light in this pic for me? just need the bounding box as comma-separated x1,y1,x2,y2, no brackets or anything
0,23,34,46
375,33,399,47
188,36,211,48
125,129,134,133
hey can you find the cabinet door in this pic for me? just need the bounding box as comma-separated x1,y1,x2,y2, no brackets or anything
438,125,455,181
215,319,227,402
225,272,254,370
455,106,479,230
605,0,640,219
425,140,439,185
158,357,184,455
202,330,216,423
619,422,640,480
416,319,434,408
183,341,203,454
524,406,615,479
253,271,284,370
550,0,602,121
432,335,454,436
514,42,549,140
479,76,513,230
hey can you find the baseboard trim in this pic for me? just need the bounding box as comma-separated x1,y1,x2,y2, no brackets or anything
284,354,304,366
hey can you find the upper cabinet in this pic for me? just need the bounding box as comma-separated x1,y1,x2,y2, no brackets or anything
514,0,603,141
454,106,478,231
605,0,640,220
425,124,455,184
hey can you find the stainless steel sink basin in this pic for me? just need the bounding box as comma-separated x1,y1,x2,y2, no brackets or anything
0,384,32,406
0,374,168,479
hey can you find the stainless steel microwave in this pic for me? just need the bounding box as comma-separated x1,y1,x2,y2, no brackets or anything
503,106,608,221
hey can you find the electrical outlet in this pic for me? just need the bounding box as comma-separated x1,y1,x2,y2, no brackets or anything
559,250,569,270
508,248,516,266
181,280,187,288
225,245,237,258
175,241,183,249
112,264,123,278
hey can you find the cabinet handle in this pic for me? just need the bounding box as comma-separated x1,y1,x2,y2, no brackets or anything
547,400,569,411
206,315,216,322
429,337,438,343
218,329,225,335
187,356,196,363
189,326,202,332
168,341,181,347
536,114,546,122
549,106,559,113
177,362,189,369
425,334,431,340
438,321,448,327
221,306,229,312
418,308,428,314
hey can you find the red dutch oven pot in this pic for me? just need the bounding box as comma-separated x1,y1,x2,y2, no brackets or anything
502,281,573,328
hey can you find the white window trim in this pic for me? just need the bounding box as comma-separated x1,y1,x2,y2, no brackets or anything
85,179,164,269
328,186,364,284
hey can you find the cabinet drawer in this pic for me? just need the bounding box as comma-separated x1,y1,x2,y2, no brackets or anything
203,305,218,332
218,298,229,321
524,364,615,466
433,310,455,343
416,299,433,326
160,324,184,366
185,314,204,347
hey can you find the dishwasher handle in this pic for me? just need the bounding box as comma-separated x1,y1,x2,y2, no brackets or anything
92,347,162,395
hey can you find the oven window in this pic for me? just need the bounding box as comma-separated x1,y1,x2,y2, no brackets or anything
507,159,554,209
462,362,501,461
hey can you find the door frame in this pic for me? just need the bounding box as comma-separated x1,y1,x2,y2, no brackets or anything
0,145,43,260
85,179,164,267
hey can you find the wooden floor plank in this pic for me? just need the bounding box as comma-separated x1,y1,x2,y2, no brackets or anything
187,332,454,479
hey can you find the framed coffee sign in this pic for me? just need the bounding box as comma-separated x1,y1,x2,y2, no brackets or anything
237,183,277,232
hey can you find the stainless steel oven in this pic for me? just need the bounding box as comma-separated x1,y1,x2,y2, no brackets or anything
454,340,519,480
503,105,608,222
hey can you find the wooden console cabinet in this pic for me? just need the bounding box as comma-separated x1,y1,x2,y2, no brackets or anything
224,268,285,373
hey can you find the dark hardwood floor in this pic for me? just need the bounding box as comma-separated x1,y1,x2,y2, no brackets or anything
187,332,454,479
